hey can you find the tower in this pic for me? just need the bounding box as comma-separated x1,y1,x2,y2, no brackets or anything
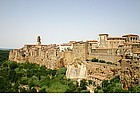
37,36,41,45
99,34,108,48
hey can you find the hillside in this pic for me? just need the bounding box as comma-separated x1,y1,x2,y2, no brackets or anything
0,49,10,65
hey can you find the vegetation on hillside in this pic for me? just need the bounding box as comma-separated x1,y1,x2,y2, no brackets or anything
0,50,10,65
94,75,140,93
0,60,90,93
91,58,115,65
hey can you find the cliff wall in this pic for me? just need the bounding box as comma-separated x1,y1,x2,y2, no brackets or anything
9,45,59,69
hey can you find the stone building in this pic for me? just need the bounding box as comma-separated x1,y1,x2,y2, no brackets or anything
86,40,98,54
9,36,60,69
98,34,108,48
87,33,140,64
72,41,88,61
58,43,73,52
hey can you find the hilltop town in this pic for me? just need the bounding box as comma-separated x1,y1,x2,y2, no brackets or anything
9,34,140,91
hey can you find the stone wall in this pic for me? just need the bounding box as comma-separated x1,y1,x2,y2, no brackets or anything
86,48,119,63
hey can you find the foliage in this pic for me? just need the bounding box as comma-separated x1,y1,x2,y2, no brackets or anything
94,76,129,93
80,90,90,93
88,80,93,85
91,58,115,65
106,62,114,65
0,60,86,93
99,60,106,63
91,58,99,62
0,50,10,65
80,79,88,90
129,85,140,93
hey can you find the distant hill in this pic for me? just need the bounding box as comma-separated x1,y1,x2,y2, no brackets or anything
0,48,12,51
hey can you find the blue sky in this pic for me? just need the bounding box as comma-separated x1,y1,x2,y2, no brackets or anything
0,0,140,49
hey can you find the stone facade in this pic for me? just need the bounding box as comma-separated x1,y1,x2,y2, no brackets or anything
86,34,140,64
9,41,60,69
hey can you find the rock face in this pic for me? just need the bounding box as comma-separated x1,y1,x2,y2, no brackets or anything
119,56,140,90
9,44,60,69
66,59,87,79
86,62,118,86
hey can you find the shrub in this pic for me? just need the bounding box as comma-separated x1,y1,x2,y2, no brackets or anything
99,60,106,63
106,62,113,65
80,90,90,93
91,58,98,62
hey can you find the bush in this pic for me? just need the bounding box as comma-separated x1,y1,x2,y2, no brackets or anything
99,60,106,63
91,58,98,62
80,90,90,93
106,62,113,65
80,79,88,90
57,67,67,75
88,80,93,85
48,82,68,93
0,50,10,65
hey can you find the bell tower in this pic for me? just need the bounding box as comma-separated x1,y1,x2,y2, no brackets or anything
37,36,41,45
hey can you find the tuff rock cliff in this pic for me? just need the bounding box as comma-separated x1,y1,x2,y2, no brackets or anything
9,45,61,69
66,59,87,79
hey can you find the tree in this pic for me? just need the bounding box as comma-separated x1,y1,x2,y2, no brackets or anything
0,76,7,92
102,80,109,87
80,90,90,93
130,85,140,93
57,68,67,75
99,60,106,63
88,80,93,85
9,61,18,69
48,82,68,93
91,58,98,62
0,50,10,65
80,79,87,90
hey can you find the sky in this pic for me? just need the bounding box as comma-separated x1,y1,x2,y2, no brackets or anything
0,0,140,49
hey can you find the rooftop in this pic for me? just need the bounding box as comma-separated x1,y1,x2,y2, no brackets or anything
87,40,98,42
122,34,139,37
107,37,125,40
99,33,109,36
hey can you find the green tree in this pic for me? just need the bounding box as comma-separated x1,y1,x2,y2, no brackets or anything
91,58,98,62
88,80,93,85
80,79,87,90
130,85,140,93
48,82,68,93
